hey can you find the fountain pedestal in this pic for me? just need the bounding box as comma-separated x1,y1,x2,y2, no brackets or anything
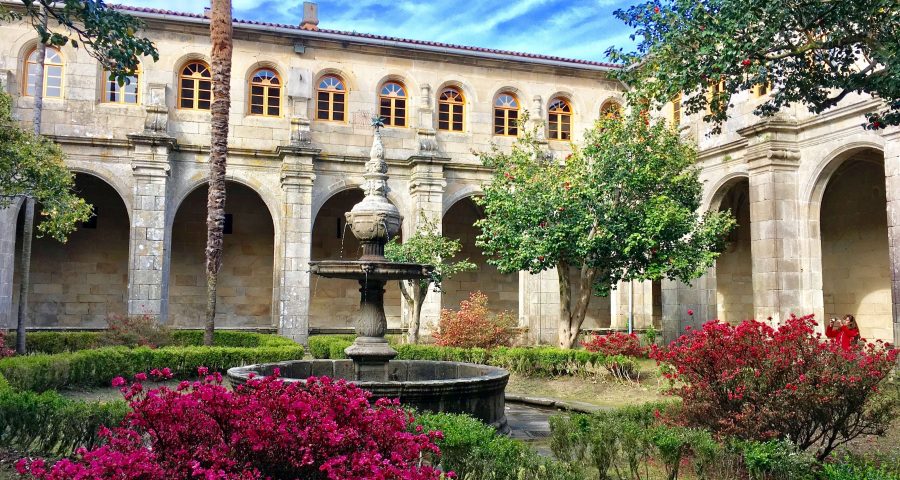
345,278,396,381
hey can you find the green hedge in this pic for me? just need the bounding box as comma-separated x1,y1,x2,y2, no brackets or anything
7,330,296,354
309,335,634,377
0,344,303,392
415,412,581,480
0,388,127,456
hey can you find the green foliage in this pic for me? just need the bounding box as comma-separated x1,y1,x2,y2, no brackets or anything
476,112,734,295
13,0,159,84
821,455,900,480
385,213,477,292
0,387,126,456
607,0,900,130
416,412,581,480
734,439,816,480
0,343,303,392
8,330,294,354
641,325,659,347
308,335,635,378
0,89,92,241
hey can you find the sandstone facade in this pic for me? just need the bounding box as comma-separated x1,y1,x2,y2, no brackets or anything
0,5,897,345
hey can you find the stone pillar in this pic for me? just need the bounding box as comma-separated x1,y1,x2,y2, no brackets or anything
740,119,802,323
0,199,22,329
126,83,174,320
660,272,717,344
883,128,900,344
278,145,318,344
407,155,448,331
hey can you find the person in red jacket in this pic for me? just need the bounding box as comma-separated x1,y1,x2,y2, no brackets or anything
825,314,860,350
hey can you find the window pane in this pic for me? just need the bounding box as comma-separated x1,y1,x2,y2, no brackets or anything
181,97,194,108
198,100,210,110
251,104,263,114
251,86,264,96
396,117,405,126
199,89,211,101
333,111,344,121
333,93,344,103
318,92,329,102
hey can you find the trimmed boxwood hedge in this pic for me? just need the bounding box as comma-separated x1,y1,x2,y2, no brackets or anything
6,330,297,354
308,335,635,377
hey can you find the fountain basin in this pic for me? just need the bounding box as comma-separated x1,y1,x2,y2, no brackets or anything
310,260,433,281
227,360,510,431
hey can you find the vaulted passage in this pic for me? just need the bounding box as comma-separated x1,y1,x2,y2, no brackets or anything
821,153,892,340
310,189,402,331
168,182,275,329
442,196,518,316
13,174,129,327
715,179,753,324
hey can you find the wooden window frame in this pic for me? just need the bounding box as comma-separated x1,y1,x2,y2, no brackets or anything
248,68,282,117
493,93,520,137
671,92,682,127
437,87,464,132
379,81,408,127
101,66,140,105
178,61,212,111
316,75,347,122
548,98,572,141
600,100,622,119
24,46,64,98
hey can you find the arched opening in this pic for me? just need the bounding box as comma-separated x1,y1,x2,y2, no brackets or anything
168,182,275,328
441,196,518,315
12,174,129,327
310,188,402,331
820,151,892,340
715,178,753,324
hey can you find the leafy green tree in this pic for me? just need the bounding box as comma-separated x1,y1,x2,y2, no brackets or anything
0,88,92,353
476,111,735,348
607,0,899,132
385,214,476,344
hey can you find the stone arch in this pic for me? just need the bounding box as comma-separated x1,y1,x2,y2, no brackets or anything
167,181,277,329
170,175,281,231
703,171,750,213
442,185,483,217
68,165,133,218
711,176,753,324
13,173,130,328
441,195,518,316
807,144,891,341
309,188,403,331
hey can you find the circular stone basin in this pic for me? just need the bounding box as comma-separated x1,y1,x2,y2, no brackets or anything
227,360,510,432
309,260,432,281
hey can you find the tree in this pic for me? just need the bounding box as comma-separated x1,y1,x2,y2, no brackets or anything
607,0,900,132
0,88,92,353
476,111,735,348
384,214,476,344
2,1,157,354
203,0,233,346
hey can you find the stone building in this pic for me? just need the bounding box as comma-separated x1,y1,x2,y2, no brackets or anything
0,3,897,345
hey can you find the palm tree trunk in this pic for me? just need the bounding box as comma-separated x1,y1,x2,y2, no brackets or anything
203,0,233,346
16,10,48,355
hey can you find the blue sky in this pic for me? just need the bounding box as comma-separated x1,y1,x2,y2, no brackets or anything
116,0,641,62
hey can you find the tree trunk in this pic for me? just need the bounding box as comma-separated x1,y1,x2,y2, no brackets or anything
16,11,48,354
556,261,599,348
203,0,233,346
399,280,429,344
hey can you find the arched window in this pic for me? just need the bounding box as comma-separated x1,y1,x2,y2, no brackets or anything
548,98,572,140
493,92,519,136
438,87,464,132
249,68,281,116
178,61,212,110
316,75,346,121
24,46,64,98
379,81,407,127
600,100,622,119
102,66,140,104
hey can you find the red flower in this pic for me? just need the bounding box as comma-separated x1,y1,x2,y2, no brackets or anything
687,309,694,316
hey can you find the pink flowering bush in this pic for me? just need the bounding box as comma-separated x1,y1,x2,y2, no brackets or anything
0,331,13,358
651,314,899,460
17,368,445,479
582,332,647,358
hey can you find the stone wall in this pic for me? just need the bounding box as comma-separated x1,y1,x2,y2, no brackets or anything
12,175,129,327
715,180,754,324
821,158,893,340
167,183,275,328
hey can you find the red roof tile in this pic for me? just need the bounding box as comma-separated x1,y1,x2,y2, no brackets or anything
112,4,620,69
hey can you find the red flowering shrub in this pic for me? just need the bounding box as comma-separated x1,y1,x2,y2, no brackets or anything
17,368,444,479
582,332,647,358
433,291,517,349
0,331,13,358
651,314,899,460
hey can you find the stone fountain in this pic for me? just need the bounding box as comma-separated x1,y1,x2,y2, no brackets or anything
228,120,509,430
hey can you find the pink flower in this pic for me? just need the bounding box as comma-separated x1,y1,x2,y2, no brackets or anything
133,372,147,382
687,309,694,316
111,377,126,387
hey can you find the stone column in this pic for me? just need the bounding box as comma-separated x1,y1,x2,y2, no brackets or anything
883,128,900,344
740,119,803,323
660,272,716,344
278,145,318,344
407,155,448,331
0,199,22,329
